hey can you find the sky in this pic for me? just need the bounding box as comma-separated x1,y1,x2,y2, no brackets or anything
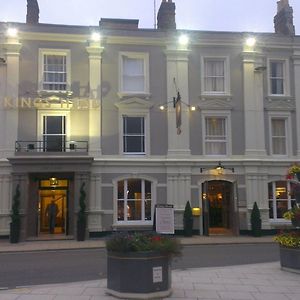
0,0,300,34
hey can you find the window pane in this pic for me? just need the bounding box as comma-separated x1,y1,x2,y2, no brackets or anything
123,117,145,153
204,59,225,92
118,181,124,199
270,62,284,95
124,136,144,153
275,181,287,199
127,179,141,199
127,200,141,220
276,200,288,218
145,200,152,220
124,117,144,134
269,201,273,218
118,201,124,221
122,57,145,92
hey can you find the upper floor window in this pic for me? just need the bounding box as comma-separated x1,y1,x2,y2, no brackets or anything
269,181,297,220
268,59,290,96
204,116,228,155
201,57,230,95
117,178,152,223
39,49,71,92
123,116,145,154
271,118,287,155
119,52,149,95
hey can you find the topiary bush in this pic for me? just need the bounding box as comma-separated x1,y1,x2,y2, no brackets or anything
10,184,21,243
251,201,262,237
77,182,87,241
183,201,193,237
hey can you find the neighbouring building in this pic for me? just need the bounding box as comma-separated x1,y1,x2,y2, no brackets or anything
0,0,300,240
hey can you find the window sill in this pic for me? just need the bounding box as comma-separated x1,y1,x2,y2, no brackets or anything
117,92,151,100
38,90,73,98
200,94,232,101
266,95,293,101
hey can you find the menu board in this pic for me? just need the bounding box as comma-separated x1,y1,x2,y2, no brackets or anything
155,204,174,234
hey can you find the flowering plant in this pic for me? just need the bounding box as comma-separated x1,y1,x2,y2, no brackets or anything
274,230,300,249
288,164,300,175
283,206,300,221
106,231,181,256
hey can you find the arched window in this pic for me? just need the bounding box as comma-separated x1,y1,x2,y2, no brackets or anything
268,181,297,220
117,178,152,223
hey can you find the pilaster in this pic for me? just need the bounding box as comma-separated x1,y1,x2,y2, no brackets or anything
86,41,104,157
165,43,191,157
0,35,22,158
242,46,266,157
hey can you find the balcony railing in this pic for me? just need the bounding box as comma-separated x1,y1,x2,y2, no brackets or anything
15,140,89,153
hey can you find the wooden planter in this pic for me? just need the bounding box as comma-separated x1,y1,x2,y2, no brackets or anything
279,246,300,273
107,251,172,299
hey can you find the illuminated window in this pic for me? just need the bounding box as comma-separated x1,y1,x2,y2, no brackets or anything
268,181,296,220
117,179,152,223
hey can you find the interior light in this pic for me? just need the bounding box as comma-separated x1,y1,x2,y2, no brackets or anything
6,27,18,38
91,32,101,42
178,34,189,46
245,37,256,47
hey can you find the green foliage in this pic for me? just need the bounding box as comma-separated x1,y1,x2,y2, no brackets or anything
11,184,20,225
183,201,193,237
106,232,182,256
78,182,86,223
251,202,262,237
274,231,300,249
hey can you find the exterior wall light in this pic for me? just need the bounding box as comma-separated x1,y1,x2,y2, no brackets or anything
91,32,101,42
178,34,189,46
190,106,196,111
6,27,18,38
159,105,165,111
245,37,256,47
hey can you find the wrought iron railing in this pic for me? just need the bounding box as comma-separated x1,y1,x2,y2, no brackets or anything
15,140,89,153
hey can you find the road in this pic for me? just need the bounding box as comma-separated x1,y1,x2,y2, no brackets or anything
0,243,279,289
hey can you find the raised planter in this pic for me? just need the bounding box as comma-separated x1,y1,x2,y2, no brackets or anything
107,251,172,299
279,246,300,273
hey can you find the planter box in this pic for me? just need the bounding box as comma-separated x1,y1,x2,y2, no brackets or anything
10,222,20,244
279,246,300,273
107,251,172,299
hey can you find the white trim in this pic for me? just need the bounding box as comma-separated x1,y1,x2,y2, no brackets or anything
37,110,71,151
268,111,292,157
201,110,232,157
38,48,71,92
267,58,290,97
119,51,149,96
112,176,157,226
200,56,230,96
118,110,150,156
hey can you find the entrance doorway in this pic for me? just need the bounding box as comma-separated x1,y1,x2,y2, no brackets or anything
38,178,69,235
202,180,234,235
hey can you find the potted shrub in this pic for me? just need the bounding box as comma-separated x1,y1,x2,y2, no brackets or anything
106,231,181,299
250,202,262,237
274,230,300,272
287,163,300,181
77,182,86,241
183,201,193,237
10,184,21,243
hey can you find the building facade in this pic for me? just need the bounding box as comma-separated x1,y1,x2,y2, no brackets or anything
0,0,300,240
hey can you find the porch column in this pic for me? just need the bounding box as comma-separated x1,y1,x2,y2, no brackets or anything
86,40,104,157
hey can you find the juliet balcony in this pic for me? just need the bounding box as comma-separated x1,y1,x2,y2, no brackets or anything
15,140,89,155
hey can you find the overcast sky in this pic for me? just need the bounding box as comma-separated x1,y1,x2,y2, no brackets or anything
0,0,300,34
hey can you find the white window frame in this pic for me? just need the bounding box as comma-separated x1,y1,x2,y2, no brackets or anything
201,56,230,95
267,58,290,97
113,176,157,226
118,108,150,156
201,110,232,157
118,52,150,97
37,110,71,152
269,180,295,223
38,49,71,92
268,112,292,157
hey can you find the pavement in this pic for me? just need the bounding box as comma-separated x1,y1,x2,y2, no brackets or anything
1,235,300,300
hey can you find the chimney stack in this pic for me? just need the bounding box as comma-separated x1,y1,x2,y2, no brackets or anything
26,0,40,24
157,0,176,30
274,0,295,36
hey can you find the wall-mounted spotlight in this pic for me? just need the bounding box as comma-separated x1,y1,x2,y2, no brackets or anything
91,32,101,42
178,34,189,46
245,37,256,47
6,27,18,38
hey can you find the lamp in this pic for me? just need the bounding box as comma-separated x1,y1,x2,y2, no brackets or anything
49,177,58,187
